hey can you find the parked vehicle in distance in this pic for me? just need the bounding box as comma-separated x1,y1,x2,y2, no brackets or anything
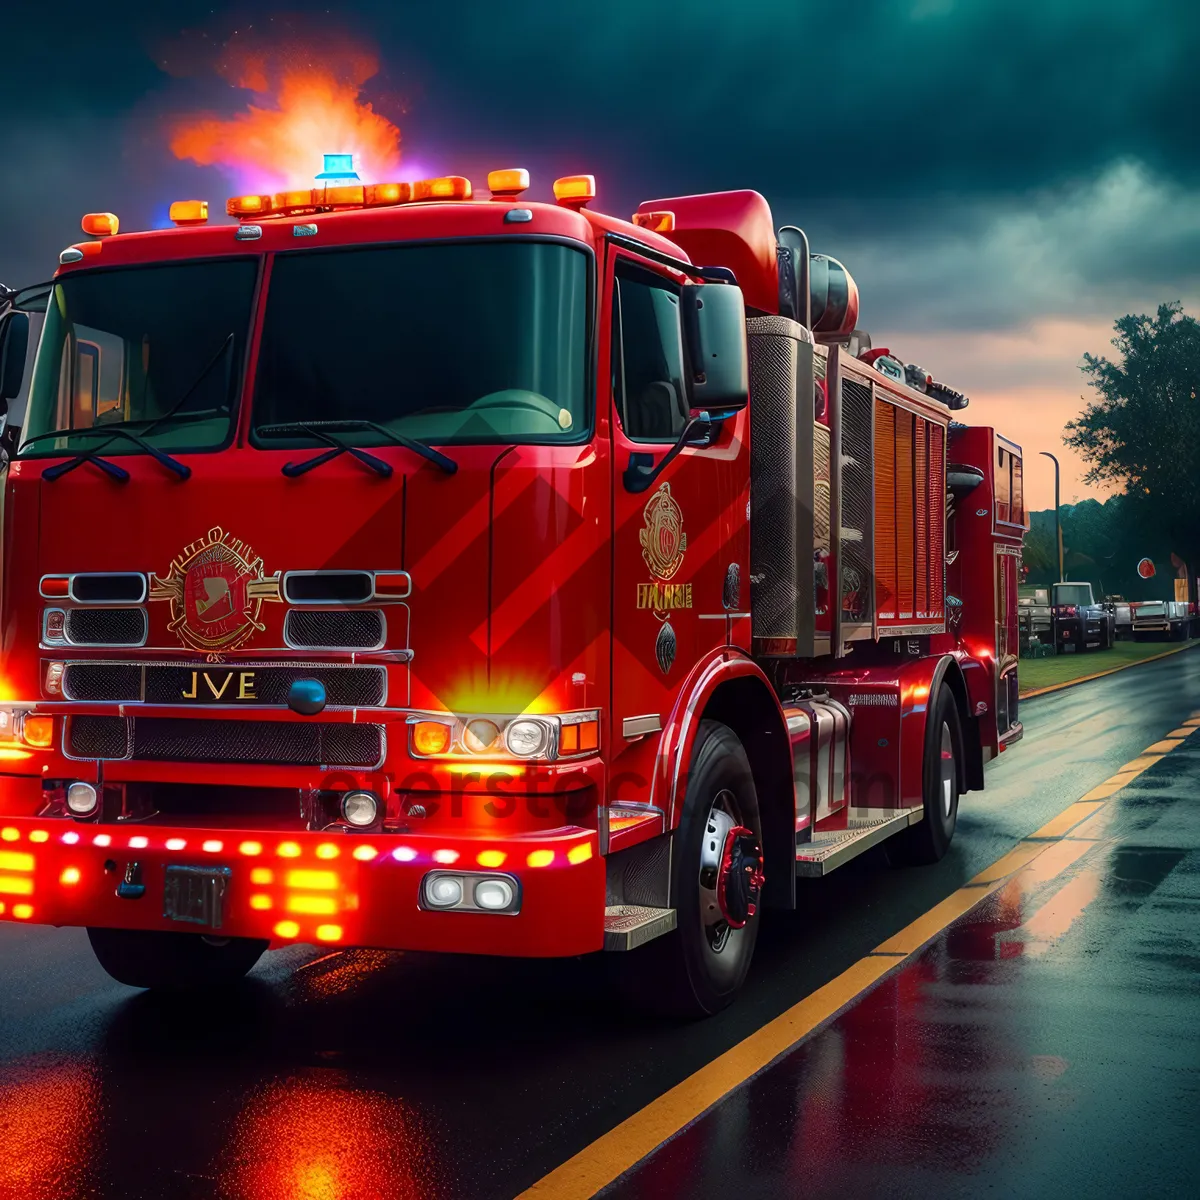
1018,585,1051,651
1131,599,1190,641
1105,595,1132,640
1052,581,1114,652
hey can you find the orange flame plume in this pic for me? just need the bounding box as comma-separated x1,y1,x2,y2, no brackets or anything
169,37,403,193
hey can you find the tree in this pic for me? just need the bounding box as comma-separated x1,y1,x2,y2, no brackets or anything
1065,303,1200,600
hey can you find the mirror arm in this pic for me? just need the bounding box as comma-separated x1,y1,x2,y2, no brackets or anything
622,412,712,494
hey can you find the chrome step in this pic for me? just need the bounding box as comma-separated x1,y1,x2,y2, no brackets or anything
603,904,677,951
795,808,922,877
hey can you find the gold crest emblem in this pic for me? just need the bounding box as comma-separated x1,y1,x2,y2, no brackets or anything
639,483,687,581
149,527,281,658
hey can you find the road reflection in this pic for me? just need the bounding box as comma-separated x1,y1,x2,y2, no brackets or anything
220,1073,434,1200
0,1057,99,1200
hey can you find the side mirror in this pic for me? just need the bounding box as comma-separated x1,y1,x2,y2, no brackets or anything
680,282,748,416
0,310,30,404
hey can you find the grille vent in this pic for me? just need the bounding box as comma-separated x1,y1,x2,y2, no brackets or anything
285,609,385,649
63,608,147,646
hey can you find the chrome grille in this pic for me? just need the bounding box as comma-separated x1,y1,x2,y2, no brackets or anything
63,608,147,646
67,715,383,766
284,609,385,649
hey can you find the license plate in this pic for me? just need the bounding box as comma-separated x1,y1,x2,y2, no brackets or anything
163,865,232,929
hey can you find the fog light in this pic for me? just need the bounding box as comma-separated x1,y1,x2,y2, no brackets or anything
424,874,463,908
341,791,379,828
505,718,547,758
474,878,515,910
66,782,99,817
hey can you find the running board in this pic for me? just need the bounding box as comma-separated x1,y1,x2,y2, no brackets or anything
795,809,922,877
603,904,677,951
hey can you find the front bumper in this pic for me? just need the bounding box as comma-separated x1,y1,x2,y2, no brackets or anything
0,817,605,957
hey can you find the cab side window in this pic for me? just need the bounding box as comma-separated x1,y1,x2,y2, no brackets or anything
612,266,688,442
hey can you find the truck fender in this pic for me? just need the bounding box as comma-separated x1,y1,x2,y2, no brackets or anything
897,654,978,802
651,647,795,908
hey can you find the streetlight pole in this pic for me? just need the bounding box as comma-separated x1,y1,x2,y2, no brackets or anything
1040,451,1063,582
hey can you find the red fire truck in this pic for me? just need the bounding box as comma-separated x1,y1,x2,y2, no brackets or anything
0,170,1024,1015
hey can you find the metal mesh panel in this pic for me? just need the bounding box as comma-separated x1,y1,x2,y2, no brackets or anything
285,608,385,649
929,426,946,619
748,325,800,640
813,422,831,633
130,719,383,766
63,664,141,702
895,409,915,619
67,715,131,759
874,400,897,620
915,419,929,618
838,378,874,625
65,608,146,646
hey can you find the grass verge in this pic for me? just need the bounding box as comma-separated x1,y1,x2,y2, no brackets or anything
1019,636,1200,697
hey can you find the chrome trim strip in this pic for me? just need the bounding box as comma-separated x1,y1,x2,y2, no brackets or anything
622,714,662,739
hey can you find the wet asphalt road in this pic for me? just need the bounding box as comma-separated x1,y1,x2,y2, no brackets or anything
2,648,1199,1200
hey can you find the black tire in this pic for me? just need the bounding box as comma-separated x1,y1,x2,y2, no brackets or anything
614,720,763,1018
87,927,268,990
891,686,962,865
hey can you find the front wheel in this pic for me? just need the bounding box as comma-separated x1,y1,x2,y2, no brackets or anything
87,927,268,990
891,687,962,865
614,721,764,1018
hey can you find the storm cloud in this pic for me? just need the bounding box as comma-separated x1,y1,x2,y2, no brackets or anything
4,0,1198,502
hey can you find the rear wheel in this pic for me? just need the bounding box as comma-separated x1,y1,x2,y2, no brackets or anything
87,927,268,990
613,721,764,1018
891,687,962,865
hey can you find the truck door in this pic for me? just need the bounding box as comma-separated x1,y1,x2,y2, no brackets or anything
606,246,751,798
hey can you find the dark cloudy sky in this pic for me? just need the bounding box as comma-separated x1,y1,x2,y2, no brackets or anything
6,0,1199,506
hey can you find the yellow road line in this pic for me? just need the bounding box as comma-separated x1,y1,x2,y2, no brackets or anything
1029,800,1106,839
969,839,1046,884
1167,728,1195,738
1019,639,1200,699
1146,738,1186,753
518,956,900,1200
518,714,1197,1200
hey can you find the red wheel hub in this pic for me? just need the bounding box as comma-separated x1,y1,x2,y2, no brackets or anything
716,825,765,929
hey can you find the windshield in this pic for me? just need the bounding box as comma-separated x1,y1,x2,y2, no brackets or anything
252,240,590,446
1054,584,1093,606
20,259,258,456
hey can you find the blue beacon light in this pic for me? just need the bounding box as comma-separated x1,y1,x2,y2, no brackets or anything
315,153,360,183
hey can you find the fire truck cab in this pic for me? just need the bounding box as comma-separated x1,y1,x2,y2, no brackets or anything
0,172,1022,1015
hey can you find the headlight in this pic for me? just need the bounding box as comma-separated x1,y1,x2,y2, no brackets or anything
407,710,599,761
504,718,548,758
462,719,501,754
341,790,380,828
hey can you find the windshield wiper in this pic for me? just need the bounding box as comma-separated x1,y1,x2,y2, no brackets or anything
24,426,189,481
258,419,458,476
21,332,236,482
